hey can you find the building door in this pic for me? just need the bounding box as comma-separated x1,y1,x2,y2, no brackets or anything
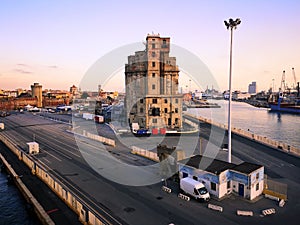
238,183,244,197
168,118,171,126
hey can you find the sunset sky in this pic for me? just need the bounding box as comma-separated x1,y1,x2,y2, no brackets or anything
1,0,299,92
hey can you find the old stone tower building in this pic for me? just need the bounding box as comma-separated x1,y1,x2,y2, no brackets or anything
125,34,182,132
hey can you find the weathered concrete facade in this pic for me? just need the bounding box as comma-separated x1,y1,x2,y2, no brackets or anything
125,34,182,130
31,83,43,108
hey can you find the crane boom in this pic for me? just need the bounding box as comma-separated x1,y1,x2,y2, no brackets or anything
280,70,286,92
292,67,297,88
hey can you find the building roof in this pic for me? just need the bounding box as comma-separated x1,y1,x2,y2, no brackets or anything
178,155,263,175
179,155,236,175
233,162,262,174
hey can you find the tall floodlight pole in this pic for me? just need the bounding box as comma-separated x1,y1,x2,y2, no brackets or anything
224,18,241,163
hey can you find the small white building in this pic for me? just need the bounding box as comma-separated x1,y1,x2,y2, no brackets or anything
178,155,264,200
27,142,39,155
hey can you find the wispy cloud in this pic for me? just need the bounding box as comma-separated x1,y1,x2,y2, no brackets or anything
16,63,29,67
14,69,33,74
48,65,58,69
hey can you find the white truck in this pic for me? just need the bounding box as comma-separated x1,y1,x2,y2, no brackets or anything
180,177,210,202
82,113,94,120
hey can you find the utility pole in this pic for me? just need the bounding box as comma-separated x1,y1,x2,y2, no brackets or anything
224,18,241,163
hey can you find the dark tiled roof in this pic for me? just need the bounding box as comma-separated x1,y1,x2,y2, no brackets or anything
233,162,262,174
179,155,263,175
179,155,236,175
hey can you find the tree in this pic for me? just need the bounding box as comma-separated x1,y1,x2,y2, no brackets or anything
81,92,90,99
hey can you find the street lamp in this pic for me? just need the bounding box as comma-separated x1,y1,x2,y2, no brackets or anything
224,18,241,163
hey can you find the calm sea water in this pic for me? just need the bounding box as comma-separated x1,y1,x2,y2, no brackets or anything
0,171,40,225
187,100,300,148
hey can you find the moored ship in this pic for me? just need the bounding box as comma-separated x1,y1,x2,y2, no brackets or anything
269,92,300,114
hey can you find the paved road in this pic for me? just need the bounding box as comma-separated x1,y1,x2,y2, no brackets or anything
1,112,300,225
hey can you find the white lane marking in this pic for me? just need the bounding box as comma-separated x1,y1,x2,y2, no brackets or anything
42,158,51,164
45,151,63,162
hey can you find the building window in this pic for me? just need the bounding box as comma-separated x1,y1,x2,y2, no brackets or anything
175,118,178,124
162,39,167,48
227,181,231,189
152,84,155,90
256,173,259,179
211,182,216,191
175,108,178,113
164,108,168,113
182,172,188,178
175,98,178,103
164,99,168,103
152,61,155,67
140,99,143,103
152,73,155,77
152,118,157,123
140,108,143,113
152,99,157,104
152,43,155,49
152,108,160,116
256,183,259,191
152,52,155,57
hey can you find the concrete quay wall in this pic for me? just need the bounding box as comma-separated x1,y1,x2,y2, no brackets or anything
0,153,55,225
185,113,300,157
0,134,116,225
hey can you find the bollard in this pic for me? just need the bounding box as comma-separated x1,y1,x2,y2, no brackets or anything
162,186,172,193
178,193,190,201
279,199,285,207
237,210,253,216
208,203,223,212
262,208,275,216
265,194,279,201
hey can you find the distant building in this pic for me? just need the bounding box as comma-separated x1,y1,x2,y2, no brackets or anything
31,83,43,107
232,91,251,100
70,85,78,97
125,33,182,131
248,82,257,94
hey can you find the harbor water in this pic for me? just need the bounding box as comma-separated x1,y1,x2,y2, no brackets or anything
187,100,300,148
0,170,41,225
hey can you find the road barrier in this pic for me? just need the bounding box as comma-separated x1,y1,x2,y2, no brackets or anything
208,203,223,212
131,146,160,162
236,210,253,216
279,199,285,207
184,113,300,157
0,133,119,225
265,194,279,201
86,131,116,147
162,186,172,193
68,129,116,147
262,208,276,216
178,193,190,201
263,175,287,201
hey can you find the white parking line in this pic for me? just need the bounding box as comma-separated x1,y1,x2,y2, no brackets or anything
42,158,51,164
46,151,63,162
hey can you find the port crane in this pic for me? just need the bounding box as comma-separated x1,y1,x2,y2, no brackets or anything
280,70,286,92
292,67,297,89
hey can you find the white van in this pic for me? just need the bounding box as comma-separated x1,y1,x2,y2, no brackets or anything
180,177,210,201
